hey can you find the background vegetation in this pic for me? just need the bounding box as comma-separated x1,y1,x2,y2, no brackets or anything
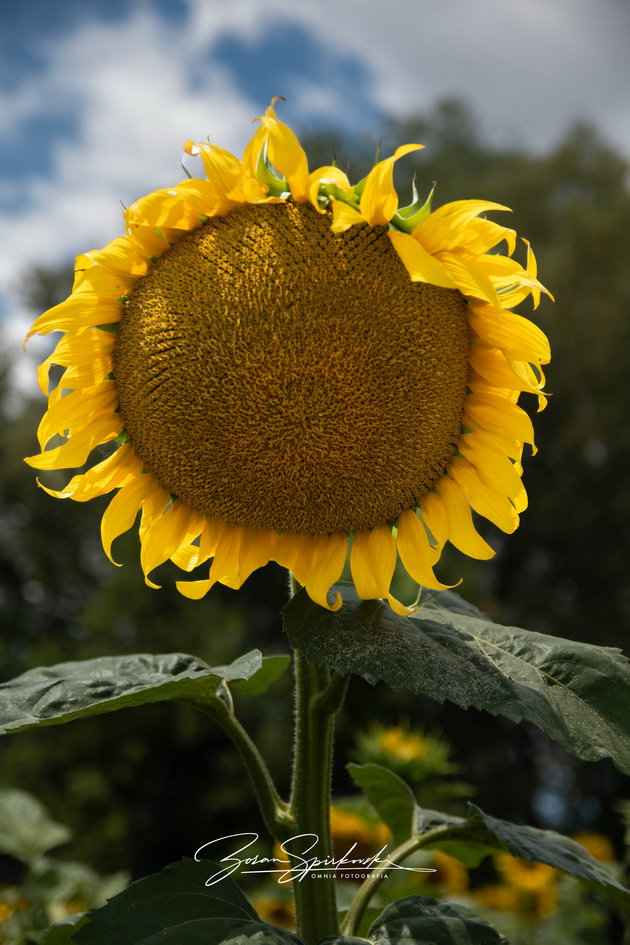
1,99,629,930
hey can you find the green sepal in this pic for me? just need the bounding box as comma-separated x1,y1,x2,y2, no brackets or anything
392,181,435,233
352,176,368,200
256,140,290,197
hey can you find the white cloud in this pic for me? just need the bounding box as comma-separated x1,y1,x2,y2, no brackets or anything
2,0,628,395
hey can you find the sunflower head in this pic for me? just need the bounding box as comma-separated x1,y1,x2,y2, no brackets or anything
25,100,551,615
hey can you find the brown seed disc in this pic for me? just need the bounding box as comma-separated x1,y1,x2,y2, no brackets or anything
114,201,470,534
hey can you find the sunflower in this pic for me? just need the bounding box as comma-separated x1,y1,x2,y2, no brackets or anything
25,100,550,615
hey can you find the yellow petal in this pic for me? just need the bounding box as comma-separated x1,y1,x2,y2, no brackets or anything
37,381,117,449
25,412,123,471
304,532,348,611
396,509,457,590
175,575,214,600
220,527,275,590
72,257,136,299
448,456,519,534
418,492,449,559
183,141,246,203
100,474,163,565
468,304,550,364
177,523,264,597
351,525,416,614
414,201,511,255
257,113,310,201
455,217,517,257
360,144,424,226
241,118,271,179
307,166,352,213
82,236,148,277
464,393,535,447
388,230,457,288
37,329,115,394
140,499,205,587
468,347,544,397
274,532,315,588
435,477,495,560
37,444,141,501
435,251,502,308
350,524,396,599
330,199,366,233
458,434,524,501
26,297,122,341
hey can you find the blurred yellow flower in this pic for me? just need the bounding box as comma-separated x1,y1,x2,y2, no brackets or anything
251,894,295,930
571,832,616,863
428,850,469,894
378,727,429,761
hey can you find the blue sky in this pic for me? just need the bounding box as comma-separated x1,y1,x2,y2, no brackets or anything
2,0,629,390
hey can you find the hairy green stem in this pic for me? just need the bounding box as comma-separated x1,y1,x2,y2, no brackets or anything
342,824,461,936
289,649,341,943
188,695,293,841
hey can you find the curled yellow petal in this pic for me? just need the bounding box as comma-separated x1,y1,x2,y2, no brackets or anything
304,532,347,611
100,474,165,565
414,200,511,255
388,230,457,288
468,304,550,364
396,509,457,590
330,199,366,233
435,477,495,560
458,434,524,501
220,527,275,590
464,393,535,447
256,112,310,201
26,412,123,471
418,492,449,561
350,524,396,600
26,297,121,341
448,456,519,534
140,499,205,587
352,524,416,614
435,251,502,308
37,381,117,450
274,532,315,588
307,166,352,213
37,444,141,501
360,144,424,226
82,236,148,277
126,182,218,233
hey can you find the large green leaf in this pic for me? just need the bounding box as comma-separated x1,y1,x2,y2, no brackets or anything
348,763,630,912
346,764,415,847
73,858,303,945
0,788,71,862
422,805,630,912
231,655,291,695
0,651,272,734
323,896,509,945
283,585,630,774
